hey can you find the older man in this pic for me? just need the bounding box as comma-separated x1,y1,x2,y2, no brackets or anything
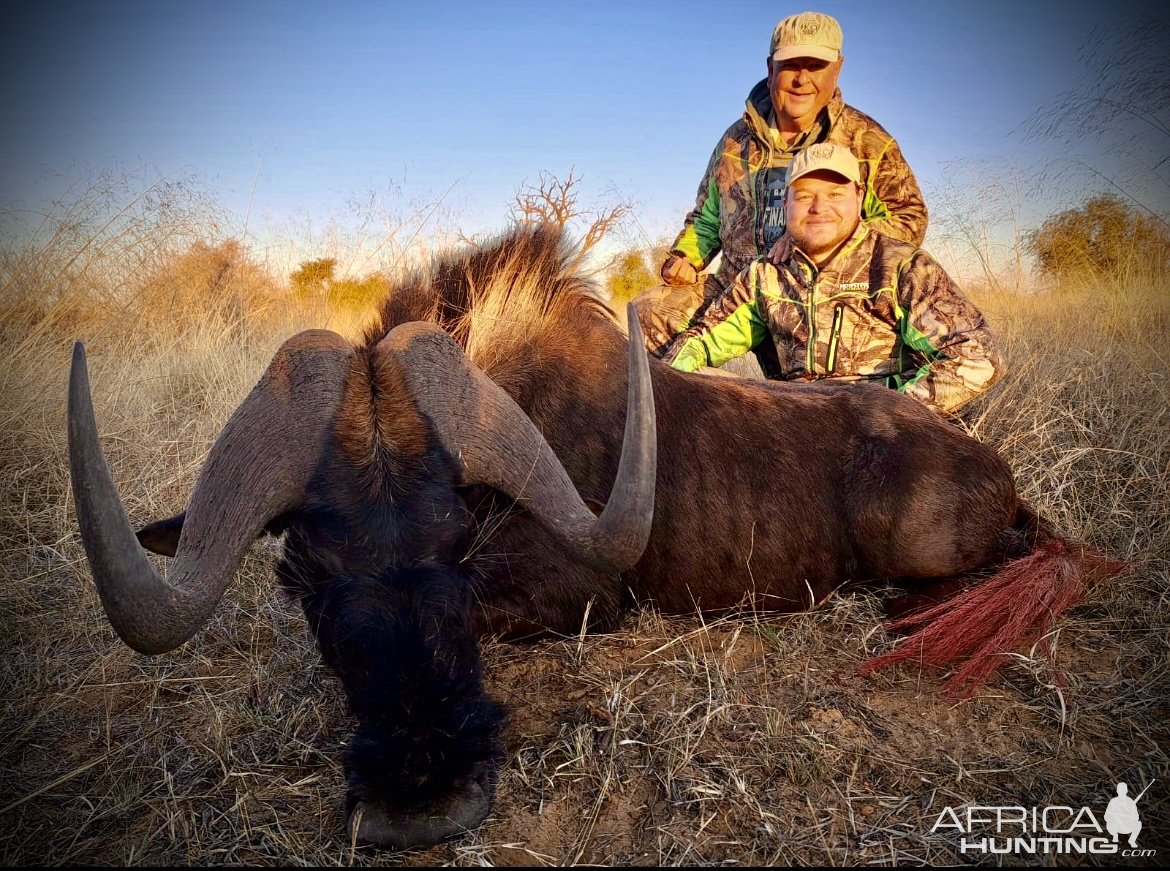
663,144,1000,416
635,10,927,356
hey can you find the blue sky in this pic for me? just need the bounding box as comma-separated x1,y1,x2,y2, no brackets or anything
2,0,1165,272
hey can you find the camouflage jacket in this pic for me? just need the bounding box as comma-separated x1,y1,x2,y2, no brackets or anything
664,226,1003,415
671,80,928,299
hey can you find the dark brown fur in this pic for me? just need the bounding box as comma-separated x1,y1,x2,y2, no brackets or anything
367,226,1022,634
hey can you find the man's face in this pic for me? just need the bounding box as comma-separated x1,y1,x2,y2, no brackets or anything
767,56,842,131
785,171,863,261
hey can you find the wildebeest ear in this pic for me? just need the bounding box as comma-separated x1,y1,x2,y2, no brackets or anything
136,510,293,557
136,513,185,557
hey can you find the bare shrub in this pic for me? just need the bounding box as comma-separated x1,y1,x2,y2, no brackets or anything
508,169,632,270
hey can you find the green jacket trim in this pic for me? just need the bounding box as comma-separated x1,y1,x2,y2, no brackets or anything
672,296,768,371
891,318,943,394
675,178,723,268
672,265,769,371
890,256,943,393
860,138,894,223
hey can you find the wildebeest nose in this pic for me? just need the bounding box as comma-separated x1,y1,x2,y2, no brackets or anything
350,770,491,849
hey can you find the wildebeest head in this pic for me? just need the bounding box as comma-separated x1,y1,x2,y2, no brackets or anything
68,291,657,847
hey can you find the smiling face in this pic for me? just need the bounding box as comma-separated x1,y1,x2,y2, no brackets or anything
767,55,842,134
784,170,863,264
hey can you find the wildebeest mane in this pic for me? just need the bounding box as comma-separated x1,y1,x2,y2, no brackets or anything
366,226,614,393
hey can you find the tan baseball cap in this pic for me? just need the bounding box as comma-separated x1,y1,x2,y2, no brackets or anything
771,11,843,63
788,143,861,185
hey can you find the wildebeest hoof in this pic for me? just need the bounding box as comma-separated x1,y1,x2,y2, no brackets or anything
349,774,491,849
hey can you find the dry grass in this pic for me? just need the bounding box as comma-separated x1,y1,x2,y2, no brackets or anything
1,197,1168,865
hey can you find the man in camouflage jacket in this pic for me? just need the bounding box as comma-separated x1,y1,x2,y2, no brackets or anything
663,144,1001,416
635,11,927,356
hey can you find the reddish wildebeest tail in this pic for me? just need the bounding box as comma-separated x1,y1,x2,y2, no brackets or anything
861,506,1126,697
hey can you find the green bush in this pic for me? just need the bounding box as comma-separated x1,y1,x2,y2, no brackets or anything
1024,194,1170,286
606,249,657,308
290,257,387,312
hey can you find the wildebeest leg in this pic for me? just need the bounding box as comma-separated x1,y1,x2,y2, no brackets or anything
283,559,505,849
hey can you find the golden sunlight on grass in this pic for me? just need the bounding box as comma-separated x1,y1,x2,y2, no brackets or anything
1,184,1166,865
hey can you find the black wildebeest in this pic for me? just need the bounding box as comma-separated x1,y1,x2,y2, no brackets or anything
69,226,1116,849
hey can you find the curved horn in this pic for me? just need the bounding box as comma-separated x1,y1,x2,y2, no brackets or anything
373,303,656,572
69,331,353,654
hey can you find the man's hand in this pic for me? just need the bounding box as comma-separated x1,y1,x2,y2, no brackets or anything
660,253,699,286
